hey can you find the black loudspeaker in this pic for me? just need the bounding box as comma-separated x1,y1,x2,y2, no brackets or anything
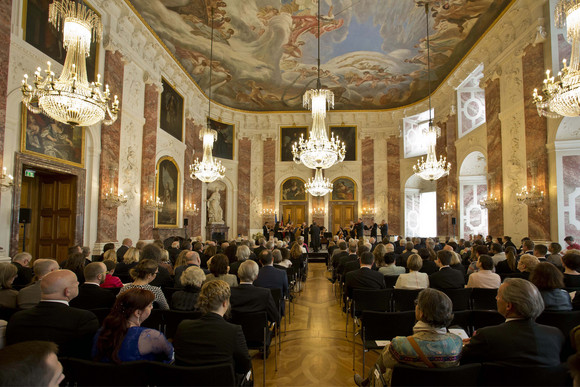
184,218,189,227
451,217,456,225
19,208,32,224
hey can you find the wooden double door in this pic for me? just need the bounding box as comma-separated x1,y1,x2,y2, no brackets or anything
331,204,356,235
19,171,77,263
281,205,306,226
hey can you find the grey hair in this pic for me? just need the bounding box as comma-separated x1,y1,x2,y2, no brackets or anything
236,245,250,261
265,241,275,250
272,249,282,263
416,288,454,328
238,260,259,282
501,278,545,319
181,266,206,288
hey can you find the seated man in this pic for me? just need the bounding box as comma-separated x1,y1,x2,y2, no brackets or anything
11,253,33,289
344,252,385,302
379,252,405,276
429,250,465,290
0,341,64,386
6,270,99,359
254,250,288,314
174,251,204,287
230,260,279,324
17,259,59,310
69,262,116,310
461,278,564,366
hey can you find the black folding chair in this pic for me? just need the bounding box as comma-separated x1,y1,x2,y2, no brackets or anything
163,310,202,340
470,288,498,310
536,310,580,361
60,358,149,386
89,308,112,326
141,308,165,333
360,311,415,375
270,288,283,351
469,310,503,334
479,363,572,386
149,361,237,386
392,289,421,311
162,287,181,302
443,288,472,311
232,311,276,387
391,363,481,386
384,275,399,288
449,310,472,336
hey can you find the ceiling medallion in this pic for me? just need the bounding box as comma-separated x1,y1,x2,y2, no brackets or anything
21,0,118,127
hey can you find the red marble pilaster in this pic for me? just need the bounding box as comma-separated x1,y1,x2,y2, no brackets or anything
386,136,401,235
485,78,504,238
436,117,458,237
0,0,12,206
191,122,203,237
139,84,159,240
96,50,124,243
263,138,276,214
522,43,550,239
361,138,375,227
237,138,251,236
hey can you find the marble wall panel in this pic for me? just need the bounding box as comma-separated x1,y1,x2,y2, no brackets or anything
486,78,503,237
191,121,203,237
237,138,251,236
96,50,124,243
387,136,400,235
263,139,275,210
183,118,196,237
139,84,158,240
522,43,550,239
0,0,11,208
361,138,374,209
563,155,580,239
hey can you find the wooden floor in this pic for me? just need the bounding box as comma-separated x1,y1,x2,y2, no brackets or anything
251,262,379,386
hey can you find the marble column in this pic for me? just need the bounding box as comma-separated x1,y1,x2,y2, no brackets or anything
436,118,457,237
0,0,11,205
237,138,251,236
522,43,550,240
96,50,124,243
386,136,401,235
262,138,276,224
361,138,375,226
139,83,159,241
191,122,203,238
485,78,504,237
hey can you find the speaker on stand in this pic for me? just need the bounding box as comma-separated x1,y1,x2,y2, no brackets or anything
451,217,457,239
19,208,32,252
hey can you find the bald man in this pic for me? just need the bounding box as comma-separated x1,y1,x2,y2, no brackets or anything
17,259,59,310
70,262,116,310
6,270,98,359
174,251,205,288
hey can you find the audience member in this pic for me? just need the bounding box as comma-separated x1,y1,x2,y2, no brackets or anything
61,253,87,284
418,248,438,275
547,242,564,269
516,254,540,280
533,244,548,262
530,262,572,311
141,244,173,288
379,252,405,276
171,266,205,311
462,278,564,366
466,245,489,275
100,260,123,288
429,250,465,290
93,288,173,363
394,254,429,290
118,260,169,310
372,243,387,269
354,288,462,386
565,236,580,251
0,341,64,386
254,250,289,313
448,247,466,276
230,260,279,323
496,246,518,274
521,239,535,255
114,247,140,282
229,245,250,278
397,242,416,268
11,253,33,289
174,251,203,287
490,243,506,266
116,238,133,261
278,247,293,269
173,280,251,377
70,262,116,310
6,270,99,359
344,252,385,301
102,249,117,263
205,254,238,287
17,259,59,310
466,255,501,289
563,252,580,288
0,262,18,308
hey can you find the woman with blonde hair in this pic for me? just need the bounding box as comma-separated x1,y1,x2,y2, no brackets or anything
0,262,18,308
394,254,429,290
517,254,540,281
103,249,117,264
173,250,189,272
373,244,387,268
115,247,139,282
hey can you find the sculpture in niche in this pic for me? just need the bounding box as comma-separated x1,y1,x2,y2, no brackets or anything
208,190,224,224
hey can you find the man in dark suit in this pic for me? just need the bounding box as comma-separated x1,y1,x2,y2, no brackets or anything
142,244,173,288
263,222,270,241
69,262,116,310
231,260,279,324
337,241,360,278
116,238,132,261
368,219,378,239
355,218,364,239
174,251,207,287
254,250,289,314
379,220,388,241
462,278,564,366
6,270,99,359
310,221,321,252
17,259,59,310
344,252,385,301
11,253,33,289
330,241,349,282
429,250,465,290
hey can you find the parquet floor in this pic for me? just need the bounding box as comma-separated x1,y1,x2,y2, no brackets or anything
251,262,379,386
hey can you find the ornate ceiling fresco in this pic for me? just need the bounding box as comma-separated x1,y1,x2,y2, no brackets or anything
127,0,512,112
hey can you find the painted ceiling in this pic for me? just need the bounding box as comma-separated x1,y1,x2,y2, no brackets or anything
127,0,512,112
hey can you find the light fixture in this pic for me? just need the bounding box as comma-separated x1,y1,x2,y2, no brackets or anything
103,187,127,208
305,168,333,196
21,0,118,127
413,2,451,181
440,202,456,215
261,208,277,216
184,202,199,216
190,8,225,183
144,196,163,212
0,167,14,191
362,207,376,216
310,207,327,216
291,0,345,170
516,161,545,206
480,173,500,210
533,1,580,117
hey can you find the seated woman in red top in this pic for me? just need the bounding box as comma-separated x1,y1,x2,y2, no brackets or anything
100,260,123,288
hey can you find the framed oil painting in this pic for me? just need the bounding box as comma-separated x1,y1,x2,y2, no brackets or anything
21,105,85,167
331,177,356,201
160,79,184,141
209,118,234,160
156,157,180,227
330,126,357,161
280,126,308,162
23,0,99,82
281,178,306,201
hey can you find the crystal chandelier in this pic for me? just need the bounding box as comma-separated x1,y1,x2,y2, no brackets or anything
305,168,333,196
362,207,376,216
184,202,200,216
0,167,14,191
516,186,545,206
413,2,451,181
21,0,119,127
311,207,327,216
292,0,345,170
440,202,456,215
103,187,127,208
533,0,580,117
144,196,163,212
189,8,225,183
261,208,277,216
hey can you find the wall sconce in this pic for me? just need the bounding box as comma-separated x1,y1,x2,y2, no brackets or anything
261,208,277,216
516,161,544,206
480,172,500,210
103,167,127,208
0,167,14,191
310,207,326,216
184,202,199,216
361,207,376,216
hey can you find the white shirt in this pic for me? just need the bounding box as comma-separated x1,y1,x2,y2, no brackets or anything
492,252,506,266
466,270,501,289
394,271,429,290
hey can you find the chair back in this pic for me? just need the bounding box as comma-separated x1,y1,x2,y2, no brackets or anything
163,310,202,340
148,361,236,386
443,288,472,311
231,311,269,349
469,310,504,333
391,363,481,386
141,309,165,332
89,308,112,325
384,275,399,289
470,288,498,310
352,289,392,316
162,287,181,302
479,363,572,386
536,310,580,360
393,289,421,311
361,311,415,342
449,310,471,336
60,358,149,386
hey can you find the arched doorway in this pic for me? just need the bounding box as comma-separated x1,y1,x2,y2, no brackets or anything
404,175,437,237
459,151,488,239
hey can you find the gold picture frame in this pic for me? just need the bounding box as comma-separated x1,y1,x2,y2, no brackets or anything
281,177,307,202
155,156,181,228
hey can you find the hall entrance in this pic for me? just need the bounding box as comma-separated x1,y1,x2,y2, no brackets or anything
281,205,306,226
331,204,355,235
19,168,77,263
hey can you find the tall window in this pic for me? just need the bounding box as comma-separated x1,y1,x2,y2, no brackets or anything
457,64,485,138
459,151,488,239
405,176,437,237
404,109,432,158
